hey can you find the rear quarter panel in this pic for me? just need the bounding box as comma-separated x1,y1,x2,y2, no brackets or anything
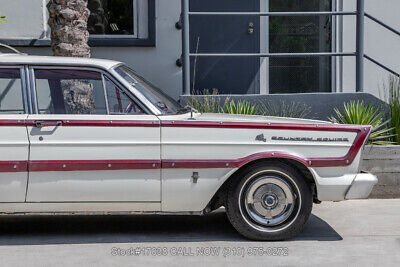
159,116,369,211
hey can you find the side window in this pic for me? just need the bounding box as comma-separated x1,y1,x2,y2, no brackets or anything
104,76,145,115
0,68,24,114
34,69,107,115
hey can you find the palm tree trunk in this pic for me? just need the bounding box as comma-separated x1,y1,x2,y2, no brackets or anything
47,0,91,57
47,0,94,114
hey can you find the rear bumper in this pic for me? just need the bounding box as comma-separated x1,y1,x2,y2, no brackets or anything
310,169,378,201
345,173,378,199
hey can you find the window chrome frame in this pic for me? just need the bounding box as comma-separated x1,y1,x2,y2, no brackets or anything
23,65,33,114
0,65,29,114
28,66,38,114
27,65,153,116
102,71,152,115
102,74,145,115
109,63,162,115
101,75,111,115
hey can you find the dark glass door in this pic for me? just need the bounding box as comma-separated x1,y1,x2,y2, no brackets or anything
269,0,332,94
189,0,260,94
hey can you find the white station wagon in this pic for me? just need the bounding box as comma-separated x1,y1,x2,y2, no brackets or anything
0,53,377,240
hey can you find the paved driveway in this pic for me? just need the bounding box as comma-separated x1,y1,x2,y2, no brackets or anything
0,199,399,267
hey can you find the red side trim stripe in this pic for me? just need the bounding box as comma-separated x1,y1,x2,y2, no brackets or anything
162,150,358,169
0,119,160,127
0,146,365,173
29,160,162,172
161,120,365,132
0,161,28,173
161,121,371,167
0,120,26,127
25,120,160,128
0,118,367,132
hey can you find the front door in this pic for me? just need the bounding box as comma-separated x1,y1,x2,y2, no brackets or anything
25,67,161,203
189,0,261,94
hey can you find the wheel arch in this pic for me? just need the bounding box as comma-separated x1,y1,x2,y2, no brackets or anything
206,157,317,212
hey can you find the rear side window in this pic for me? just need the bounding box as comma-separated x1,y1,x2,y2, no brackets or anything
0,68,24,114
34,69,107,115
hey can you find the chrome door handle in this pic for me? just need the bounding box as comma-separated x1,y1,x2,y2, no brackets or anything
34,120,63,128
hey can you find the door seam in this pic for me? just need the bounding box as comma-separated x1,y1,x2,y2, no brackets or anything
24,117,31,202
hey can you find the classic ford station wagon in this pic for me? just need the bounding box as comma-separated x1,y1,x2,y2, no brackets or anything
0,53,377,240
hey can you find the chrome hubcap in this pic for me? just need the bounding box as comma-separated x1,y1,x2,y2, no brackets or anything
264,194,277,207
244,176,296,226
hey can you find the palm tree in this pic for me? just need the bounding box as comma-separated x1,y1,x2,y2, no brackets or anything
47,0,91,57
47,0,93,113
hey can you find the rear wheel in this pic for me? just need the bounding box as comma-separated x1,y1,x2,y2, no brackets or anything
225,162,312,241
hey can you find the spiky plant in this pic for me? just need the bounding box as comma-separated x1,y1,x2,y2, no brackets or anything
223,100,259,115
329,100,395,145
386,76,400,144
260,101,311,118
186,89,229,113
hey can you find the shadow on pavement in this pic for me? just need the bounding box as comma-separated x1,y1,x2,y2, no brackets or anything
0,211,342,245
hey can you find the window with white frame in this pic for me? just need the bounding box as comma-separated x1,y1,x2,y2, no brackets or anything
86,0,155,46
0,0,155,47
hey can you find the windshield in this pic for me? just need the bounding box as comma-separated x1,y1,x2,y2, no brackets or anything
114,65,183,115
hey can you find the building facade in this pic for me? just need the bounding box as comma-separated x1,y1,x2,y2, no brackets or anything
0,0,398,100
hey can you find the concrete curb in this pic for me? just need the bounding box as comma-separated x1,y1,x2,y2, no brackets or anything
362,145,400,198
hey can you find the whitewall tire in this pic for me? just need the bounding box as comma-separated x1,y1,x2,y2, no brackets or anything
225,162,313,241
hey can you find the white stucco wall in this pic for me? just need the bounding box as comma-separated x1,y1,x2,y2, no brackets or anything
342,0,400,99
1,0,398,99
0,0,48,39
0,0,183,100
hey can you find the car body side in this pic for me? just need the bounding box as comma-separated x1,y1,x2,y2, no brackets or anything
0,55,376,214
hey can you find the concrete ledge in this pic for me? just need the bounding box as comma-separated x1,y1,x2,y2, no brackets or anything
362,145,400,198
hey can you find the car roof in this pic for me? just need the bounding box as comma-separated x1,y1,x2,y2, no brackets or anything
0,54,121,70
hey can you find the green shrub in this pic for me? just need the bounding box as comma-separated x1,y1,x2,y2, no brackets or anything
223,100,259,115
386,76,400,145
260,101,311,118
186,89,228,113
329,100,395,145
186,91,311,118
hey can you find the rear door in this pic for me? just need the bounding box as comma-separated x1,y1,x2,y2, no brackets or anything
0,66,29,202
25,66,161,203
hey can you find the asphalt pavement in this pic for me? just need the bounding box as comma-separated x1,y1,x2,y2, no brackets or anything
0,199,398,267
